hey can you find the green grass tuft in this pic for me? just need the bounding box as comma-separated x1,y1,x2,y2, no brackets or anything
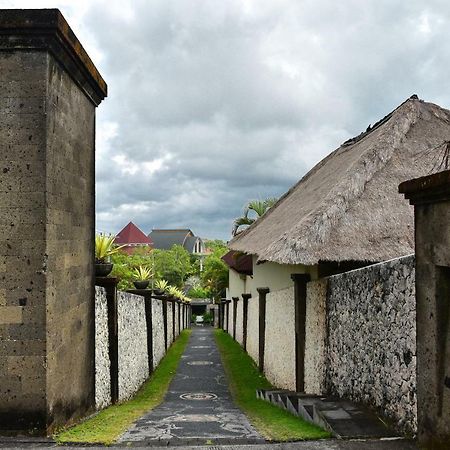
55,329,192,445
214,329,331,441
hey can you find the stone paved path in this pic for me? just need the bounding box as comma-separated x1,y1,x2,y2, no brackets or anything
118,327,264,446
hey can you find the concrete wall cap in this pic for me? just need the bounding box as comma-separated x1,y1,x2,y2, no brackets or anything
0,8,107,105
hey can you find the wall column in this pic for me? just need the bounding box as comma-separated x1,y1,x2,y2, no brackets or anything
0,9,107,432
257,288,270,373
400,170,450,447
291,274,310,392
242,294,251,352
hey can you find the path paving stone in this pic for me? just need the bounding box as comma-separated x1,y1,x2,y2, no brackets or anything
118,327,264,445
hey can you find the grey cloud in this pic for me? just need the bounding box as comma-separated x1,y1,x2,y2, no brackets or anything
77,0,450,239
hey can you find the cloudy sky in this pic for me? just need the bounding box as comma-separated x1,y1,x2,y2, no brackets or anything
2,0,450,239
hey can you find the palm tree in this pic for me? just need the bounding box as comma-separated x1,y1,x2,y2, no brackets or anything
232,197,278,236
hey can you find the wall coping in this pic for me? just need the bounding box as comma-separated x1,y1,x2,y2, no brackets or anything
0,8,107,105
399,170,450,205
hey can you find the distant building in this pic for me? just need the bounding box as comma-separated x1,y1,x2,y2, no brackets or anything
148,229,204,255
115,222,153,254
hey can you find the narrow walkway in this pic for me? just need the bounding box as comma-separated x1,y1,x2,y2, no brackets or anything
118,327,264,446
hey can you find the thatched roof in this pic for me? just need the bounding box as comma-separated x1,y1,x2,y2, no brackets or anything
229,96,450,265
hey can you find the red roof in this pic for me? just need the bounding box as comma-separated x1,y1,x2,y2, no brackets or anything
115,222,153,245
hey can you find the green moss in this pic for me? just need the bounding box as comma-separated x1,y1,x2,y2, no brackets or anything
55,330,192,445
214,329,331,441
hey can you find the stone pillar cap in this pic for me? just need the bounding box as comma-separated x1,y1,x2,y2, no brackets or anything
0,8,107,105
399,169,450,205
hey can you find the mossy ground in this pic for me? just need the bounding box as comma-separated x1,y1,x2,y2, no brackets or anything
214,329,331,441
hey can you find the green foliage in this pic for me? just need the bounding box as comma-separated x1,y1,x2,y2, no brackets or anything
201,245,229,301
152,245,193,287
154,279,169,292
232,197,278,236
131,265,153,281
215,330,331,441
55,330,192,445
95,234,126,263
203,312,213,324
110,248,153,290
187,286,210,299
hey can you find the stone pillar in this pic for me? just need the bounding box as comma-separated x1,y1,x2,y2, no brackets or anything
291,274,310,393
242,294,251,352
232,297,239,340
400,170,450,448
0,9,106,432
257,288,269,372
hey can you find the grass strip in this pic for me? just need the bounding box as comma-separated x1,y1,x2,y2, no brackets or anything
214,329,331,442
55,329,192,445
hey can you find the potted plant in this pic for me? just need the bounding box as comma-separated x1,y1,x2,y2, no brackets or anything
95,234,125,277
132,265,153,289
154,279,169,295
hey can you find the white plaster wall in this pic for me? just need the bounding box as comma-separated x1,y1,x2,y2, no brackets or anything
167,302,173,345
95,286,110,409
305,279,327,395
264,287,296,390
117,291,149,401
246,297,259,364
152,298,165,369
228,301,235,338
250,258,313,298
235,298,244,345
229,268,246,298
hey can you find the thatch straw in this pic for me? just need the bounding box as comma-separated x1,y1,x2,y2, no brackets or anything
229,96,450,265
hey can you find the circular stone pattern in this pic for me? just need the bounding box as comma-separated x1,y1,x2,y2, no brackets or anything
180,392,218,401
187,360,213,366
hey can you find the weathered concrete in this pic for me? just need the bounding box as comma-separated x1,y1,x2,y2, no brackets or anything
400,170,450,448
246,297,259,364
152,298,165,369
0,9,106,432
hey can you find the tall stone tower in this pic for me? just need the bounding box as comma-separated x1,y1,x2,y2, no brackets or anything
0,9,107,432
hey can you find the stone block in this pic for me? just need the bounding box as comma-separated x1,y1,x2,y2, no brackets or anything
0,306,23,324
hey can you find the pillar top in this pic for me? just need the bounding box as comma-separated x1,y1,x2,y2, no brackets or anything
257,287,270,294
0,9,107,105
399,169,450,206
241,293,252,300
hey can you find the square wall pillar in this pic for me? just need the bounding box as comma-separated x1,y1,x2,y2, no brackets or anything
0,9,107,432
400,170,450,448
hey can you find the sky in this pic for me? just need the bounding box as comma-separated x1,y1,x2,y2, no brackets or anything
2,0,450,240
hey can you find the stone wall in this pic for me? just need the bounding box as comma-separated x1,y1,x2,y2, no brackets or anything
0,9,106,431
117,292,149,401
246,297,259,364
94,287,110,409
152,298,165,369
326,255,416,433
304,279,327,395
264,287,296,391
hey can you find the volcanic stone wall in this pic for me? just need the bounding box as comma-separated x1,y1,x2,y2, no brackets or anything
94,287,110,409
326,255,416,433
117,291,149,401
152,298,165,369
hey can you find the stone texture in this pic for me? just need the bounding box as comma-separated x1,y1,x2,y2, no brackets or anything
167,302,174,346
117,292,149,402
326,255,416,434
264,287,296,391
94,287,110,409
305,278,327,395
152,299,165,369
246,297,259,364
